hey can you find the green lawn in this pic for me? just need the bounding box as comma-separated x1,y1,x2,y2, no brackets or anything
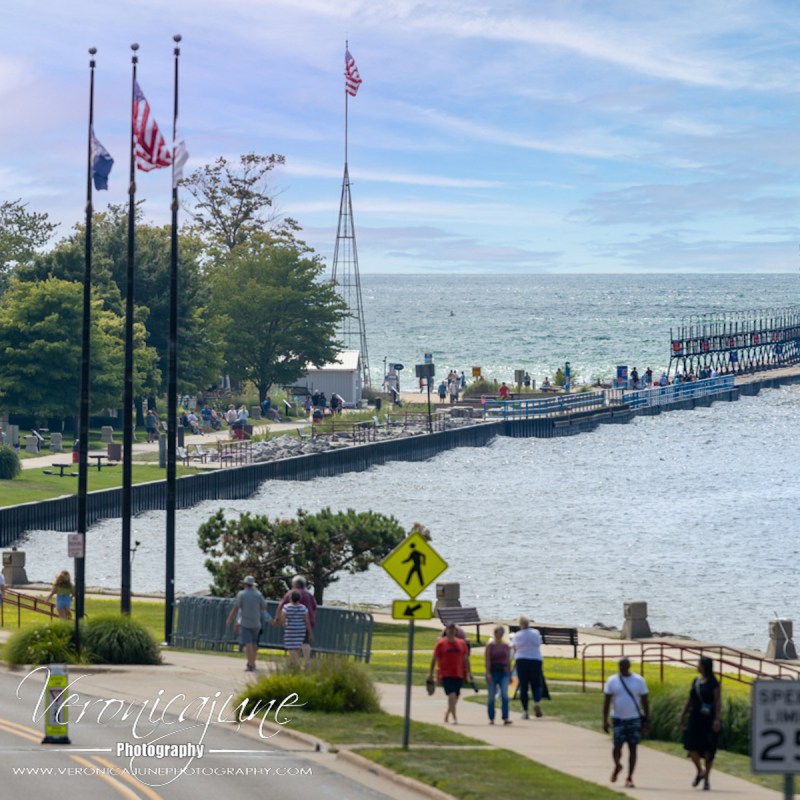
360,747,623,800
275,708,483,746
0,463,202,506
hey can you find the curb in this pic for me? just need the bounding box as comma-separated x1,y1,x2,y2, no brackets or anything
337,749,456,800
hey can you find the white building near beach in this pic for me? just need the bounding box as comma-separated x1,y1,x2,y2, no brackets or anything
295,349,363,407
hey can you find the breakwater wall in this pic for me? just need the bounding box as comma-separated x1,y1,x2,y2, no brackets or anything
0,422,498,546
2,369,798,544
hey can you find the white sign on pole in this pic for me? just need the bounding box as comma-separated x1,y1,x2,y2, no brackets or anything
752,679,800,773
67,533,84,559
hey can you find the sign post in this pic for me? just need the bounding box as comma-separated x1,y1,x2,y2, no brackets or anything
41,664,71,744
382,532,448,749
751,679,800,799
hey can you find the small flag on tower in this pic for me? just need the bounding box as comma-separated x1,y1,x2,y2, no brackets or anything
345,49,362,97
133,80,171,172
90,127,114,190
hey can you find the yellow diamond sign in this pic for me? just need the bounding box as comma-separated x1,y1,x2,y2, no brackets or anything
382,531,448,599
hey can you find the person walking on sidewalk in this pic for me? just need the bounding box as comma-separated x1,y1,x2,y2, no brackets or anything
603,657,650,789
512,616,546,719
678,656,721,791
277,576,317,668
428,622,473,724
485,626,512,725
226,575,266,672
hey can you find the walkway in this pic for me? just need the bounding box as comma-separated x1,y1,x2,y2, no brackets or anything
0,640,776,799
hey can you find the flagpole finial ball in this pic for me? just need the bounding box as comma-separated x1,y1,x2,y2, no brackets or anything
88,47,97,56
173,34,182,43
131,43,140,52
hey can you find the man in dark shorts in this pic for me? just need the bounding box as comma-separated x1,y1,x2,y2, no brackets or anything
602,657,649,789
427,622,473,723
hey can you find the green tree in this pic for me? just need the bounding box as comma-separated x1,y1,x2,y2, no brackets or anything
21,205,223,394
197,510,300,598
0,199,58,294
197,508,405,603
291,508,406,604
0,277,158,419
209,238,348,402
182,153,300,254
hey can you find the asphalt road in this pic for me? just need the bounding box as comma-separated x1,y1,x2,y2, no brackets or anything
0,670,395,800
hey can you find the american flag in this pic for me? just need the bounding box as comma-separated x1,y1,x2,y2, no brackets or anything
133,81,171,172
345,49,362,97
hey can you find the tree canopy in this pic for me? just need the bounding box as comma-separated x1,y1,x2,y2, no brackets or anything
0,200,58,295
0,277,158,419
198,508,406,603
182,153,300,254
209,238,348,401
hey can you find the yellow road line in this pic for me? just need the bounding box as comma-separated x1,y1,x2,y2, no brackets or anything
69,754,142,800
0,721,41,744
0,716,43,738
91,755,165,800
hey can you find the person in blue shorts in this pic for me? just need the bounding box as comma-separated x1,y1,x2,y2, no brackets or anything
46,570,74,620
603,657,649,789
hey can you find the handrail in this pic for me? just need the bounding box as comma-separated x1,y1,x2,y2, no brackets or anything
581,640,800,692
1,588,57,627
483,390,609,420
621,375,735,410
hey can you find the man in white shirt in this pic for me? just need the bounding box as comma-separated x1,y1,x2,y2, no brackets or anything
603,657,649,789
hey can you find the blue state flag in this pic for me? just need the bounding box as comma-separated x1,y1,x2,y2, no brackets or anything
90,127,114,190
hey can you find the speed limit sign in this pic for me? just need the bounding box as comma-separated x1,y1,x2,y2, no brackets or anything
752,680,800,773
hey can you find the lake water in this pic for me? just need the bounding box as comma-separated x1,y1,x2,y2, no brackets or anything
17,274,800,651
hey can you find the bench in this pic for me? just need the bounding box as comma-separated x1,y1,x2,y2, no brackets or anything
510,623,579,658
437,606,483,643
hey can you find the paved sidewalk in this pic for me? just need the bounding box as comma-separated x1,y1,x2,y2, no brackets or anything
0,647,777,799
378,681,778,798
18,420,306,471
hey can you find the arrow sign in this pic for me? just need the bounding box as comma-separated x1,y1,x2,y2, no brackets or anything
392,599,433,621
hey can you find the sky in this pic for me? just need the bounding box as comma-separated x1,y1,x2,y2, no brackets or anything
5,0,800,274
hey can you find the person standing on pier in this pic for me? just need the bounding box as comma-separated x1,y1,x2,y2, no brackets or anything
603,657,649,789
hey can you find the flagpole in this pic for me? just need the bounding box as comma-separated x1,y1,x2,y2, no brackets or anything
121,43,139,615
165,33,182,645
75,46,98,641
345,40,349,167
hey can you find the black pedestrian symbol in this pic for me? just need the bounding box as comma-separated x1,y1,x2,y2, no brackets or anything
402,543,426,587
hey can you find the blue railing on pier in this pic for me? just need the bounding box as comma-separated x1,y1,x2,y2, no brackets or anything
619,375,735,410
484,390,609,419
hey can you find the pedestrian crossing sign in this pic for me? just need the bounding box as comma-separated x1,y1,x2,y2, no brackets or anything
381,531,448,599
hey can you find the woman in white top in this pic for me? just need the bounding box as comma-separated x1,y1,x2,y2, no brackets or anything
512,615,545,719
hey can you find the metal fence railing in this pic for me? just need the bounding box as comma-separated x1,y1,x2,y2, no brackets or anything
483,390,609,420
618,375,736,410
173,596,374,661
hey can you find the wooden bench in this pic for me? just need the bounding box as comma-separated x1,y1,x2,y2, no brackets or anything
437,606,483,643
510,623,579,658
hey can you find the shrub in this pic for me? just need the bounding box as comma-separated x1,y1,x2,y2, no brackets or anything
239,657,380,715
462,379,498,397
5,622,77,665
0,444,21,480
80,615,162,665
647,681,751,755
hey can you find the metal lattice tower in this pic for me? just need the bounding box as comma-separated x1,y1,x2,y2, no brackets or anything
331,163,370,387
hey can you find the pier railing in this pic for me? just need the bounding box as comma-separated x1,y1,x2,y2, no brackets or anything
483,390,610,419
617,375,735,410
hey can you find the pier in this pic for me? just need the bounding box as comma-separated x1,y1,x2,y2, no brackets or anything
2,367,800,544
